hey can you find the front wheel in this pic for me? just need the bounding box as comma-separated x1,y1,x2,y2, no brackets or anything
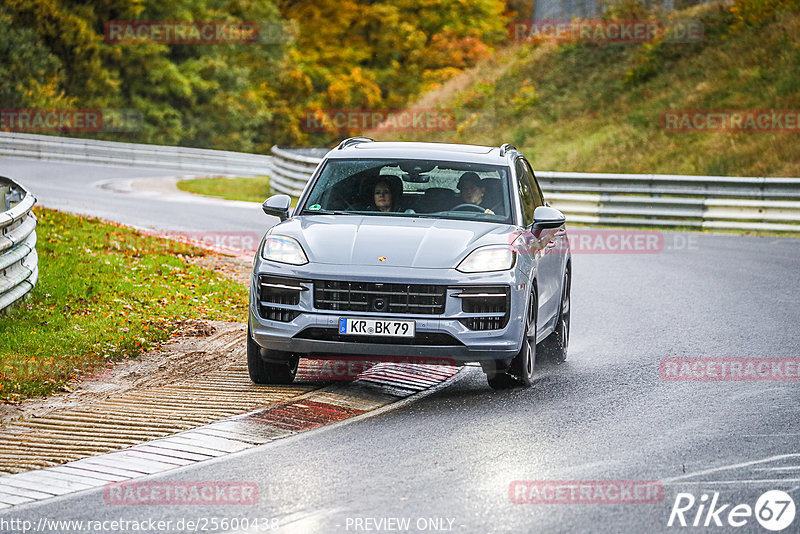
486,296,536,389
485,362,515,390
247,325,299,384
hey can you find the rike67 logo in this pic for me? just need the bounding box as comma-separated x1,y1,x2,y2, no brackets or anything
668,490,796,531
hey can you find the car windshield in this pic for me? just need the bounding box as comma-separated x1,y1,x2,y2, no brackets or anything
299,159,513,224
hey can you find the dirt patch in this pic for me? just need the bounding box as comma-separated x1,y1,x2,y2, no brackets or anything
184,252,253,286
0,320,247,426
0,251,254,427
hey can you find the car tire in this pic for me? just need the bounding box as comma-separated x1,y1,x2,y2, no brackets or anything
486,294,536,389
509,296,536,387
538,267,570,364
247,325,299,385
485,361,515,390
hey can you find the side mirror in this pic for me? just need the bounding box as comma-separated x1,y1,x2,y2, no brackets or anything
532,205,566,229
262,194,291,221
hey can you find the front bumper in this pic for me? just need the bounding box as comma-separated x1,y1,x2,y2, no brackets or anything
249,261,530,364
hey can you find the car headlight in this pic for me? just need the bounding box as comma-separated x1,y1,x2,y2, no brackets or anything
261,235,308,265
457,245,515,273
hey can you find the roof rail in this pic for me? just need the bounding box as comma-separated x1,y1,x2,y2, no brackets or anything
337,137,374,150
498,143,517,157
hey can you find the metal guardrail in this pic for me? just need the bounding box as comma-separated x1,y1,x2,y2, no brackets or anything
268,147,800,232
1,132,796,232
0,132,272,176
0,177,38,312
267,146,327,197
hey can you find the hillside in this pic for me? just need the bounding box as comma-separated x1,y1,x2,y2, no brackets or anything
382,0,800,177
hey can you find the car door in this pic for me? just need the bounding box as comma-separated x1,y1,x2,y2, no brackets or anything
515,158,561,332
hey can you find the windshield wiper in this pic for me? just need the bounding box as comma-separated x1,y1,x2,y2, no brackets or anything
301,209,356,215
398,213,439,219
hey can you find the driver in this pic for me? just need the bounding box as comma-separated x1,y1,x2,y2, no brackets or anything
455,172,494,214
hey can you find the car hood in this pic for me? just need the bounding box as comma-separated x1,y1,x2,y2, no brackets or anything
270,215,514,269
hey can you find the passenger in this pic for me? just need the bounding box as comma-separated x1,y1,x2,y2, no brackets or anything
456,172,494,214
366,177,400,212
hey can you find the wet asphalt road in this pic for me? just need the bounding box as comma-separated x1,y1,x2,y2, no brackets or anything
1,158,799,533
0,157,273,233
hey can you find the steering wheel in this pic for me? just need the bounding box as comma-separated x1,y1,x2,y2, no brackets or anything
329,191,357,210
451,203,487,212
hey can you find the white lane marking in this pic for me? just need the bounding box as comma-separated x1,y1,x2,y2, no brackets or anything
663,453,800,483
741,433,800,437
753,466,800,472
663,478,800,485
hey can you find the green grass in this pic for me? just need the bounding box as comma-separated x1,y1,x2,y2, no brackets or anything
0,208,248,402
177,176,274,203
391,1,800,177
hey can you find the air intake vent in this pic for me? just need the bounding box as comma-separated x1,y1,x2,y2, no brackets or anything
456,286,510,331
258,275,307,322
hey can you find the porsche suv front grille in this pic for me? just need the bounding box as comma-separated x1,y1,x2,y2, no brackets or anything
314,280,446,315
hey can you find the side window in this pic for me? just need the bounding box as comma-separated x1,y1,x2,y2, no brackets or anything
523,159,545,208
515,159,536,226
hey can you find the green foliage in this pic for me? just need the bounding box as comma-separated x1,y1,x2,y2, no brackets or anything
731,0,800,26
279,0,508,145
1,0,292,149
0,3,73,108
1,0,508,150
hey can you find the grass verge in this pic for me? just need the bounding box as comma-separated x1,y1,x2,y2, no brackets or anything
177,176,273,203
0,208,248,402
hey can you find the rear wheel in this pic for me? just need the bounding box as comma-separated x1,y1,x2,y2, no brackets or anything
247,325,299,384
539,267,570,364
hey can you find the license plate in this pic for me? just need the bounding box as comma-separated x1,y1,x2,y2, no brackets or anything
338,318,415,338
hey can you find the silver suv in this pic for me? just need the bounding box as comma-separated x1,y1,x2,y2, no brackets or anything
248,139,571,389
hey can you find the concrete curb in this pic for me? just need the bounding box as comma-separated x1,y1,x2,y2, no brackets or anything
0,363,462,509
